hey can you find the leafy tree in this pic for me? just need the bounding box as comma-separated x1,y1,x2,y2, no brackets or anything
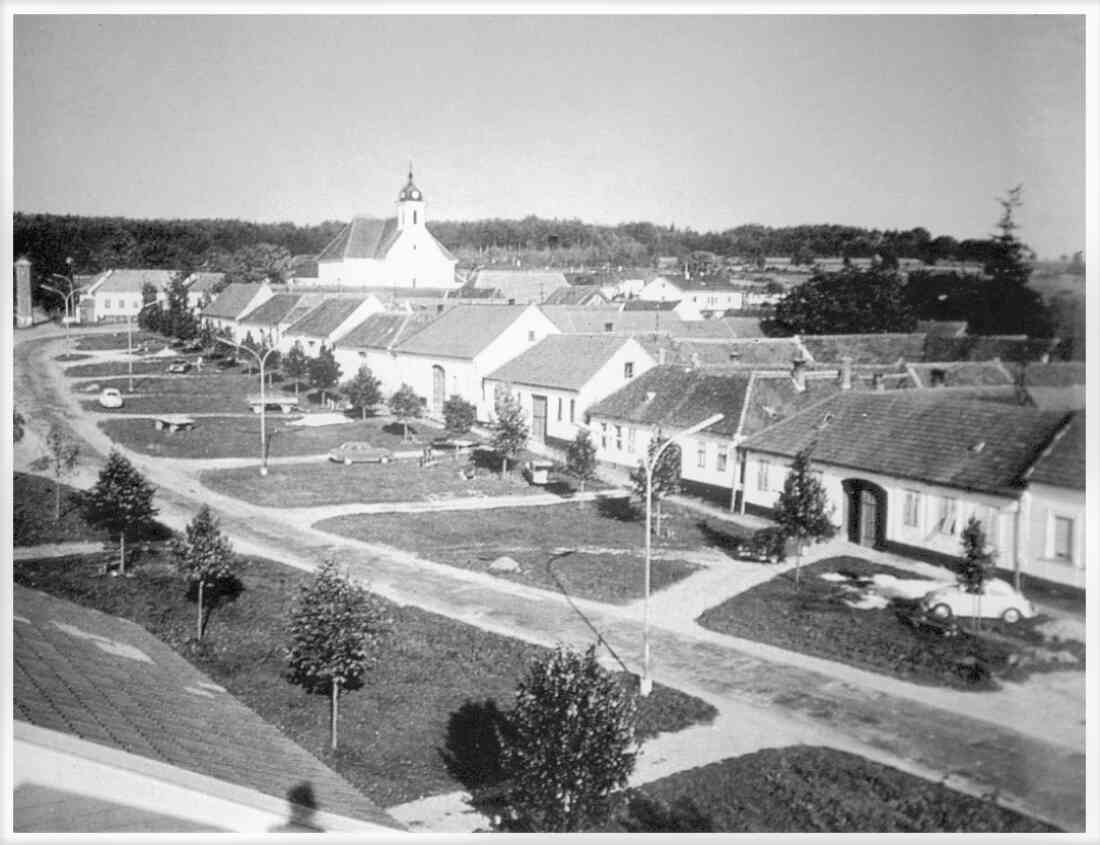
390,383,423,441
442,394,477,436
285,560,388,750
13,409,25,443
772,447,835,590
172,505,237,642
566,428,598,492
164,271,198,340
765,267,917,336
958,517,995,631
282,341,309,397
224,242,293,286
491,389,529,475
137,282,162,334
31,423,80,520
342,366,383,419
84,449,158,575
308,344,342,406
499,645,638,832
629,438,681,537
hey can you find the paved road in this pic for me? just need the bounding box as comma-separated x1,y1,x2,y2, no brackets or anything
13,328,1088,831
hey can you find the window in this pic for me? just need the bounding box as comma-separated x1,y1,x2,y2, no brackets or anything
118,299,125,309
604,322,614,332
696,442,706,469
757,460,771,492
938,497,958,535
717,447,728,472
557,397,563,422
569,399,575,423
903,490,921,528
627,427,636,454
1053,516,1074,562
624,362,634,379
103,299,110,309
615,425,623,451
413,210,418,225
600,423,607,449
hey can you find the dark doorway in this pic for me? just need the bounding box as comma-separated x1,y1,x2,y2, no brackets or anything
531,394,548,442
432,365,445,412
842,479,887,548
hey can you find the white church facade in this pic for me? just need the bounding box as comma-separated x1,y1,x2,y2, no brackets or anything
310,170,459,290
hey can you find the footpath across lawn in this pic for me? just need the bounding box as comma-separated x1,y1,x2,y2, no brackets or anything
606,746,1057,832
315,500,707,605
98,416,419,459
13,552,717,808
697,556,1083,690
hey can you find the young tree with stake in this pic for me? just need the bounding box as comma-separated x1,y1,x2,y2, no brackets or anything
172,505,237,642
491,389,528,476
343,366,383,419
285,560,388,750
566,428,598,492
389,383,423,441
772,446,836,590
958,516,995,632
83,450,158,576
32,423,80,520
282,340,309,398
308,344,342,406
499,645,638,832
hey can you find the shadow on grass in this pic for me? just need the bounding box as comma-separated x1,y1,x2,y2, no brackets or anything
382,421,422,440
595,495,637,522
438,698,516,822
186,574,246,640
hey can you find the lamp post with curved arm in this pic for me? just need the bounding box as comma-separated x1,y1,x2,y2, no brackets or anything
639,412,723,697
41,259,84,355
218,337,279,476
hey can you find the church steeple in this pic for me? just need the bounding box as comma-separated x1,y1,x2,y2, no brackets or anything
396,164,425,229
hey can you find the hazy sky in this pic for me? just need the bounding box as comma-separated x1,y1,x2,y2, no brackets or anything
12,14,1087,257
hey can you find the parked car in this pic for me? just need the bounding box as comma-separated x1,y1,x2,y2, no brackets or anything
328,442,393,465
920,579,1036,624
98,388,124,409
166,361,192,374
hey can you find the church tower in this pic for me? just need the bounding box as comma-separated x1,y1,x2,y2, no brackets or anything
396,166,426,231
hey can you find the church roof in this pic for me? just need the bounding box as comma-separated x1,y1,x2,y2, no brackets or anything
315,216,456,265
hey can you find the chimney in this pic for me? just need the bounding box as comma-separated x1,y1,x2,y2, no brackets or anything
872,372,885,392
929,367,946,388
839,355,852,390
657,347,667,365
791,357,806,392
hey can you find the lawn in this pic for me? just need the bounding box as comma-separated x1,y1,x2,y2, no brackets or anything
605,746,1056,832
74,330,163,351
696,556,1082,690
13,473,107,546
98,416,427,459
315,500,707,605
13,552,717,808
66,358,196,378
80,373,264,415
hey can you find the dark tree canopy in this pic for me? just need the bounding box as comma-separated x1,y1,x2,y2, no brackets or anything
765,268,917,336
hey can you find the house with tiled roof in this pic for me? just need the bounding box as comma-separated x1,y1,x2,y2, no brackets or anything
80,269,178,323
650,337,811,370
916,319,968,339
462,270,569,304
541,285,608,306
539,304,683,336
13,586,403,833
312,169,458,290
201,282,278,340
277,294,383,354
622,297,703,321
484,335,655,445
1017,361,1087,411
235,292,317,348
391,303,560,417
332,311,439,396
183,272,226,311
1020,411,1086,588
740,391,1077,586
637,274,748,314
905,360,1015,389
800,333,929,366
923,333,1061,364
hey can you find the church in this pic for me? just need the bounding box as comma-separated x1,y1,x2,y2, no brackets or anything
310,169,459,290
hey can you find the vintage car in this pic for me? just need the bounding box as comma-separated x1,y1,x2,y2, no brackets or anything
166,361,192,374
920,579,1036,624
98,388,124,409
328,442,394,465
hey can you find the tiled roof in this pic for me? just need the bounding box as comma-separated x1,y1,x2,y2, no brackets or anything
316,217,398,262
466,271,568,303
1027,412,1085,490
542,286,605,306
800,333,928,365
279,296,326,329
487,334,642,392
916,320,968,338
907,360,1014,388
655,274,746,292
14,586,401,829
587,365,751,438
285,296,372,339
1021,361,1086,388
338,311,437,350
623,300,679,311
238,294,303,327
662,338,809,369
923,334,1060,363
740,373,843,437
1026,386,1086,412
186,272,225,293
202,283,264,320
93,269,178,294
395,304,532,359
718,317,765,338
743,391,1070,496
539,305,682,335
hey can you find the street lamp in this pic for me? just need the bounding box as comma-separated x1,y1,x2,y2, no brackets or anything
218,337,280,476
639,412,724,697
41,259,85,356
128,300,162,392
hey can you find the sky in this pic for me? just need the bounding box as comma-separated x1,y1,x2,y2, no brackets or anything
11,12,1089,258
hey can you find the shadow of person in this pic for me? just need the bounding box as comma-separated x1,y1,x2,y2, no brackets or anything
268,781,324,832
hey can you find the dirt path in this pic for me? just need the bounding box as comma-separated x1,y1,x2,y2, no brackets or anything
13,329,1087,831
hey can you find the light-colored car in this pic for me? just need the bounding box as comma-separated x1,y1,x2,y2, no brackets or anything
166,361,192,374
920,579,1036,624
98,388,124,409
328,442,393,465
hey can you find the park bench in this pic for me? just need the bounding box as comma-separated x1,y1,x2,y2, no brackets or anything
152,414,196,433
247,394,299,414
